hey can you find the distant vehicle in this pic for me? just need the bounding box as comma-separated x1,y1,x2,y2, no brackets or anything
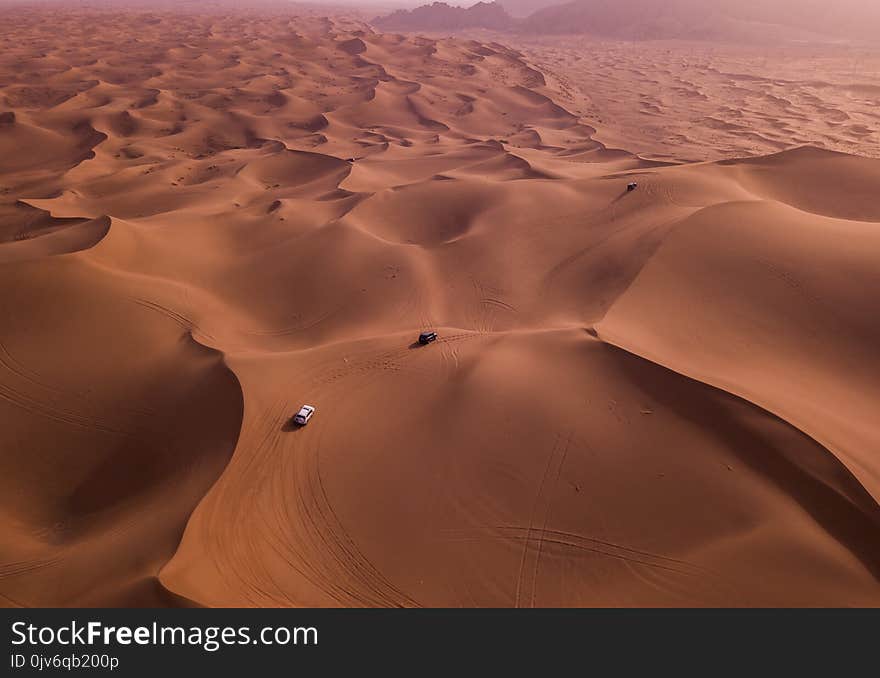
293,405,315,426
627,182,638,192
418,330,438,345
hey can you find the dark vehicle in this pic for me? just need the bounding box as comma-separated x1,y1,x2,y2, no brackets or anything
627,182,638,192
418,331,438,345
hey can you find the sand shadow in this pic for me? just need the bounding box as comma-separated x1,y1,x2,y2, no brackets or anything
281,418,304,432
609,189,634,205
601,341,880,581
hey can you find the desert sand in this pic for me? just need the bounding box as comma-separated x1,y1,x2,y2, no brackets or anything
1,4,878,607
516,37,880,162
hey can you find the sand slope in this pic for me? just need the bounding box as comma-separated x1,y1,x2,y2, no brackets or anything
1,7,877,607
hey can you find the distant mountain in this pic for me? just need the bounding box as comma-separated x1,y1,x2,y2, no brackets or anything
372,1,514,32
520,0,880,42
497,0,567,19
730,0,880,42
372,0,880,43
522,0,700,38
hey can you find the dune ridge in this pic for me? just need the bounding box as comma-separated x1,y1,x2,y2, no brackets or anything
1,6,878,607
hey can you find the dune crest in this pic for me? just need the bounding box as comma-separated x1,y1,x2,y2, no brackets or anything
1,7,877,607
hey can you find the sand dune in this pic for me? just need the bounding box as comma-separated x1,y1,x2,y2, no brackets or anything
512,37,880,162
1,6,877,607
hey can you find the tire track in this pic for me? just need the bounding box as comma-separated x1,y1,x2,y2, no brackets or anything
130,297,217,343
529,432,571,607
514,432,567,608
269,417,417,606
0,379,132,435
0,338,68,396
444,525,722,581
0,337,156,418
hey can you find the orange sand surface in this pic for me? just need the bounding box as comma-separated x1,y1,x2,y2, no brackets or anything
1,5,878,607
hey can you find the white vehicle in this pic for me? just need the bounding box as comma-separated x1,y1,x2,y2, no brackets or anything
293,405,316,426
